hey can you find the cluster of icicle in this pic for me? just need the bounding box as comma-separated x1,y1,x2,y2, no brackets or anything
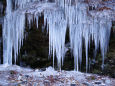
3,0,112,71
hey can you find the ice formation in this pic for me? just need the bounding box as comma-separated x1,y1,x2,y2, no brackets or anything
3,0,25,65
2,0,115,71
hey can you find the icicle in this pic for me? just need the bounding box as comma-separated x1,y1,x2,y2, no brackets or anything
44,10,67,69
27,14,33,29
3,0,12,65
99,19,112,69
3,11,25,65
3,0,25,65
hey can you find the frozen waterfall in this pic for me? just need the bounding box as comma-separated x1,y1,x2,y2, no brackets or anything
2,0,114,71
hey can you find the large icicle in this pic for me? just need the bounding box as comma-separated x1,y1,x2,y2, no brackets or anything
3,0,12,65
3,0,25,65
3,11,25,65
44,10,67,69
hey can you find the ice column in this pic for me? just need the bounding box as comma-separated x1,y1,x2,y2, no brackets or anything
44,10,67,69
3,0,25,65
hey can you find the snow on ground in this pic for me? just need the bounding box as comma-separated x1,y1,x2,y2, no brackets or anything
0,65,115,86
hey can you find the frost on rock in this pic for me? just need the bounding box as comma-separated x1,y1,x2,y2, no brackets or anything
2,0,115,71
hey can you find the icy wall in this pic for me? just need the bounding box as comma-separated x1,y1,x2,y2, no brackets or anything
3,0,115,71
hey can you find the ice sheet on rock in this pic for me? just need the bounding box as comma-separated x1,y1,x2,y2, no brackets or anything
0,65,115,86
23,2,58,14
0,65,32,72
13,0,57,9
14,0,40,9
27,66,58,77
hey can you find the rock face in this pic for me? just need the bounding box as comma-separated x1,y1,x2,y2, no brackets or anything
0,1,3,64
1,0,115,78
0,2,3,14
0,17,3,25
0,0,5,64
19,22,51,68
